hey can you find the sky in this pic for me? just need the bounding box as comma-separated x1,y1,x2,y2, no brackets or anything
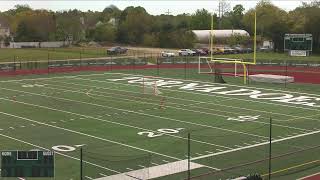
0,1,311,15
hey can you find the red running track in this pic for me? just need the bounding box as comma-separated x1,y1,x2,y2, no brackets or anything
0,64,319,84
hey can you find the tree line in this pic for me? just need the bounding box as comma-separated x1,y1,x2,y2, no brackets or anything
0,1,319,51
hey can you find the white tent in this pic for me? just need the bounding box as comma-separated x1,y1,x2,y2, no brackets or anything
192,30,250,43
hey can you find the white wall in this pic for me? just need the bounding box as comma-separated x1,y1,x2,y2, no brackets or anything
8,41,68,48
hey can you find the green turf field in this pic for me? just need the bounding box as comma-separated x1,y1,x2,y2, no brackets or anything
0,70,319,180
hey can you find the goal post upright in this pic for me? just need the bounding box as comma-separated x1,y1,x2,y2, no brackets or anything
198,10,257,84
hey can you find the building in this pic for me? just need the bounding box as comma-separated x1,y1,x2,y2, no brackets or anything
0,17,10,38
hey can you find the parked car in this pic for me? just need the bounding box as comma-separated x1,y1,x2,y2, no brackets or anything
222,47,236,54
107,46,128,55
259,46,273,52
178,49,196,56
192,49,208,56
161,51,175,57
201,48,210,55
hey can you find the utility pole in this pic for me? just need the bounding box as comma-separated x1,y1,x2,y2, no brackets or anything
165,9,171,16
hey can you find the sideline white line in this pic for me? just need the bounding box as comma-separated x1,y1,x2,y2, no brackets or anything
0,111,181,161
0,95,232,150
297,172,320,180
191,129,320,161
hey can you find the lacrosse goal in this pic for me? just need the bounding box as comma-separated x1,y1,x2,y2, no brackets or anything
198,57,248,84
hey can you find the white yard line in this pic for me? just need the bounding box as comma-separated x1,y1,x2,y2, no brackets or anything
0,95,233,150
0,111,181,161
27,82,313,133
54,76,320,122
99,173,108,177
191,129,320,161
0,133,120,174
39,81,316,131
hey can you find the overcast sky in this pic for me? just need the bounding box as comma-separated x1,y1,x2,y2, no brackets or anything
0,1,312,15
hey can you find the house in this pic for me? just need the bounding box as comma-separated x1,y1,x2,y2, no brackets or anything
0,17,10,38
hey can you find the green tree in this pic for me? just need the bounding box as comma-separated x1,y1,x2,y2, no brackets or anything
93,24,116,42
243,0,289,51
191,9,213,30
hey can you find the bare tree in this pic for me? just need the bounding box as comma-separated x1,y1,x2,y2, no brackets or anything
218,0,230,29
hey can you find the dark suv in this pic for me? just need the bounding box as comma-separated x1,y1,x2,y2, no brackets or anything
107,46,128,55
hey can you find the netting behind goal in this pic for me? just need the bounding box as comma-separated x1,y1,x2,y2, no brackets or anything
142,76,161,96
198,57,248,84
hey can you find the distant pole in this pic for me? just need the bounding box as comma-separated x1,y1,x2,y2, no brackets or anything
268,117,272,180
80,147,83,180
13,55,16,72
47,51,50,74
184,57,187,79
188,133,191,180
165,9,171,15
285,61,288,88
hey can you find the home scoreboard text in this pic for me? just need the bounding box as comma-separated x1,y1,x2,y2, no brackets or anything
1,151,54,177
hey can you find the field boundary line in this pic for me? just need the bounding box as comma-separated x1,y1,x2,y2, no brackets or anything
103,72,320,98
39,82,311,132
297,172,320,180
45,78,319,123
0,111,181,161
191,129,320,161
0,86,270,139
0,133,121,174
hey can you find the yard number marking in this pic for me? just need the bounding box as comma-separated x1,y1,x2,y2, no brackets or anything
138,128,184,138
22,84,45,88
227,115,260,122
52,145,76,152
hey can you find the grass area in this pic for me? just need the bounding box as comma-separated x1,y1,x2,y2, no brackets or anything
212,52,320,62
0,47,319,63
0,70,319,179
0,47,109,62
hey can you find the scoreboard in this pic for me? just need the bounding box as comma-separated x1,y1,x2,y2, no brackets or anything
1,151,54,177
284,34,313,56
